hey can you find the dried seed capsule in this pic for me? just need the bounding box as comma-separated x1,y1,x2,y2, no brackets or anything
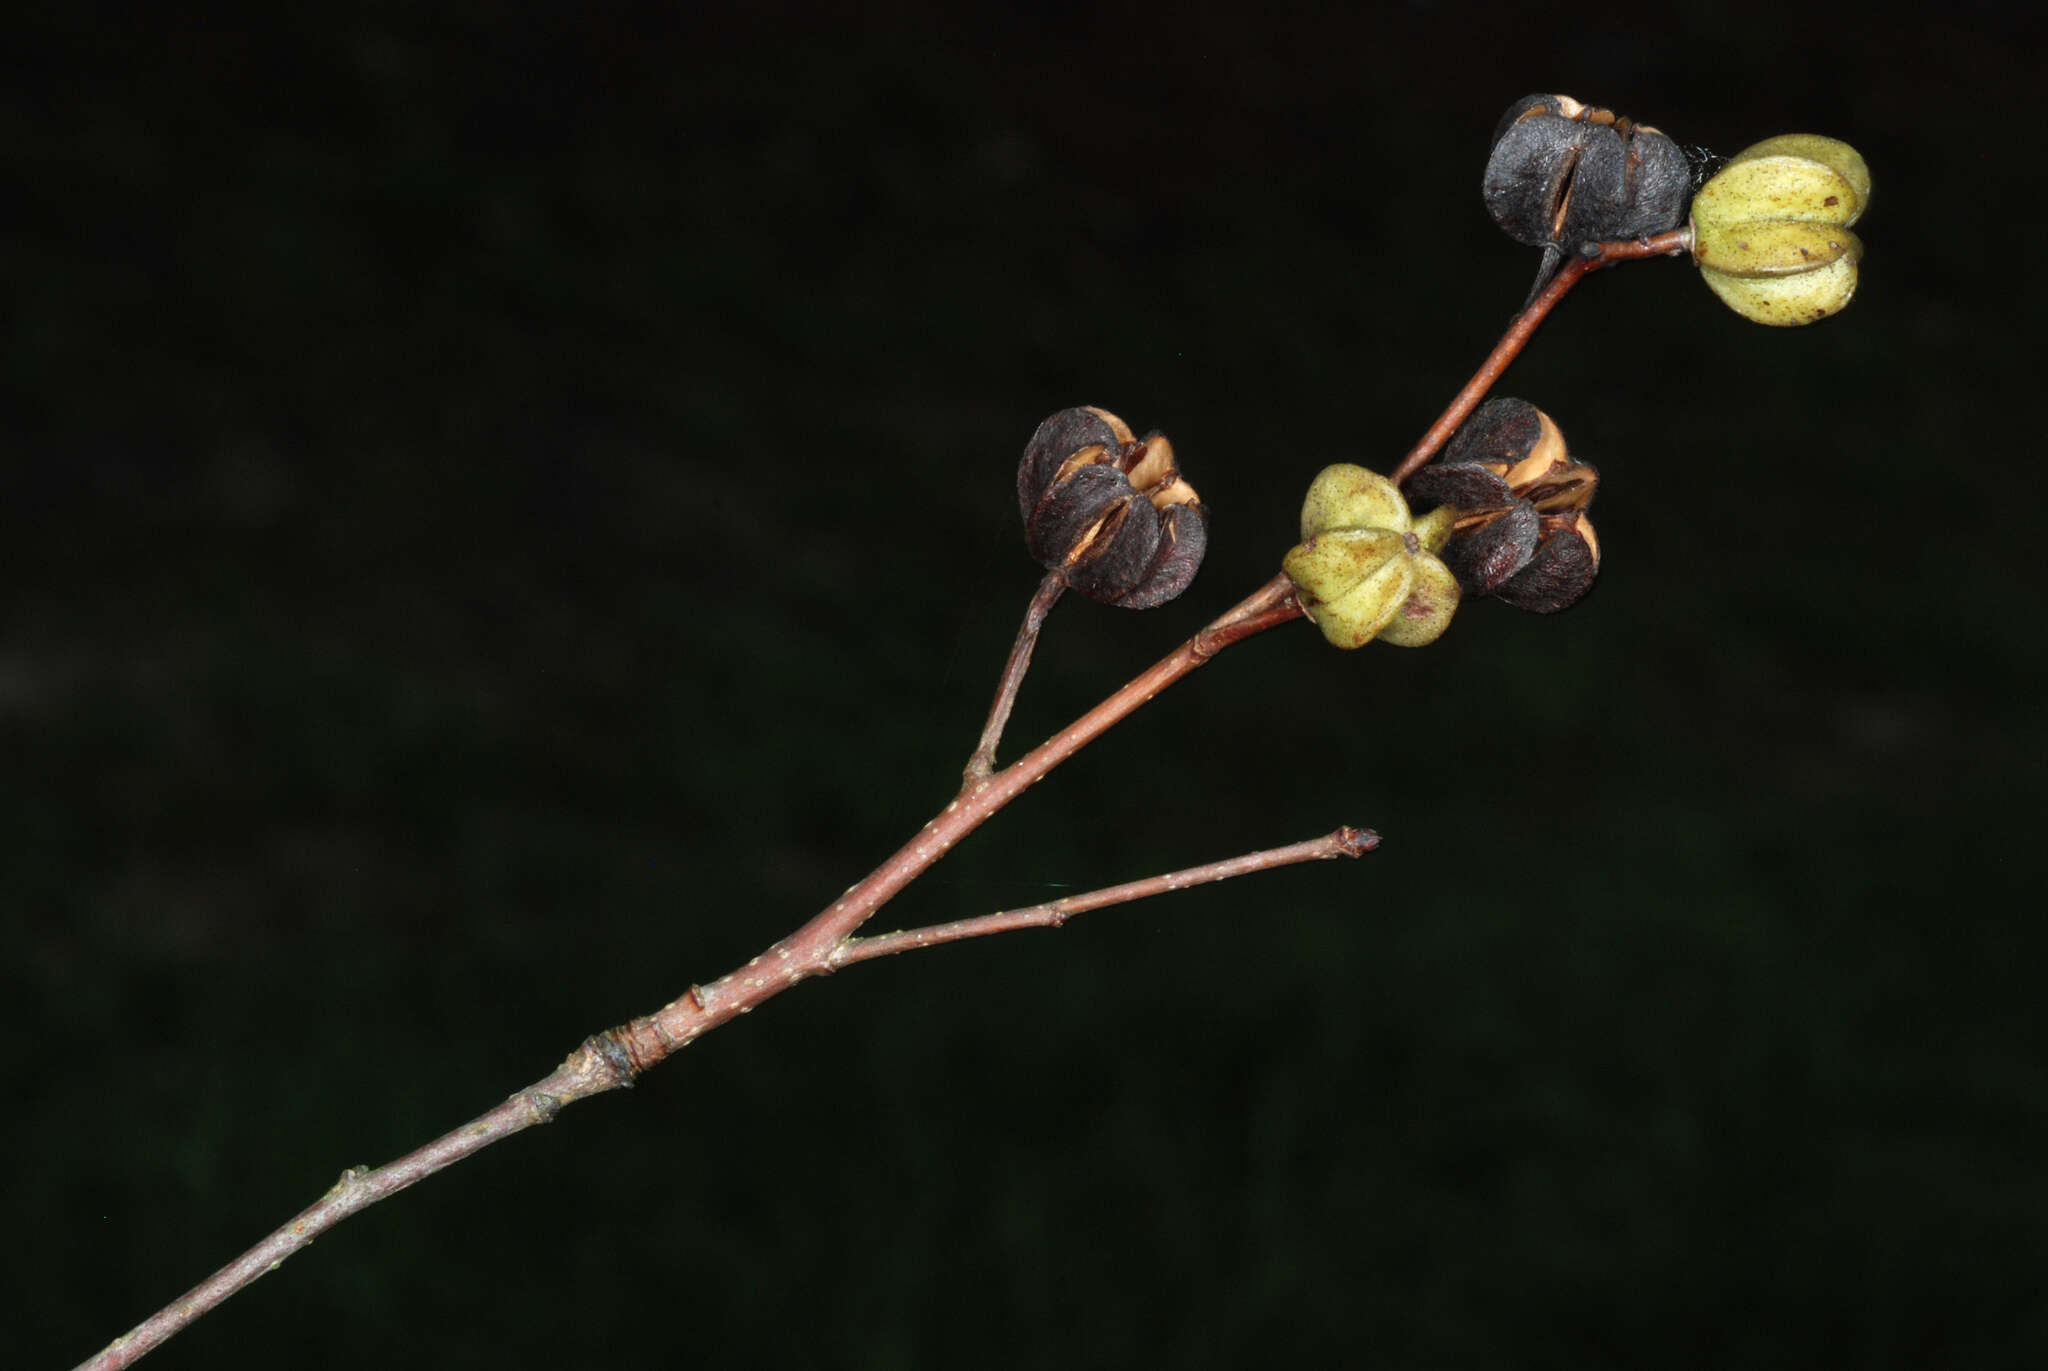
1493,512,1599,614
1484,94,1692,300
1438,500,1540,598
1690,134,1871,326
1406,398,1602,613
1017,406,1208,608
1283,465,1460,649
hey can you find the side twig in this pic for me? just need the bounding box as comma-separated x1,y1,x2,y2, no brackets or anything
834,825,1378,967
965,570,1067,781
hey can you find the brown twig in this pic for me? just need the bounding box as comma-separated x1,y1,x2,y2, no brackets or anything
75,572,1307,1371
599,573,1306,1070
73,213,1703,1371
965,570,1067,781
834,825,1377,967
74,1043,630,1371
1388,228,1693,487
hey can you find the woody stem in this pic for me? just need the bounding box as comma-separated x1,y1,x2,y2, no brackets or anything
833,825,1378,967
965,570,1067,782
1389,228,1693,487
72,574,1310,1371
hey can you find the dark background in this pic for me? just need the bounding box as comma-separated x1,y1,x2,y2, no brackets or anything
12,4,2043,1367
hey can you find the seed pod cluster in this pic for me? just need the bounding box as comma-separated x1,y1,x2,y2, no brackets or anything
1016,407,1208,608
1406,398,1601,614
1484,94,1692,299
1282,465,1461,649
1690,134,1871,326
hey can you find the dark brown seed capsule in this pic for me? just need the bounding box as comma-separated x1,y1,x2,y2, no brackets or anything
1437,499,1539,596
1483,94,1692,300
1408,397,1601,613
1016,406,1209,608
1494,514,1600,614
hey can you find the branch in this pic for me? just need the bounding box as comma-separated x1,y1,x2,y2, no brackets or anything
74,1040,631,1371
76,571,1308,1371
1389,228,1693,486
629,573,1307,1027
965,570,1066,781
834,825,1378,967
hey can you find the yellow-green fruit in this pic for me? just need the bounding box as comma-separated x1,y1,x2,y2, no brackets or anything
1725,135,1870,216
1375,553,1461,646
1698,256,1859,325
1692,134,1869,326
1298,462,1410,540
1285,528,1416,648
1283,464,1462,649
1693,218,1861,279
1409,504,1460,555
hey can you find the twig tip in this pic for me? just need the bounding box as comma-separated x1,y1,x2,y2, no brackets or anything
1336,826,1380,857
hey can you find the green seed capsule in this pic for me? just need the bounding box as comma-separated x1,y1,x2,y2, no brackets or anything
1691,134,1870,326
1693,217,1863,278
1298,463,1412,540
1698,252,1861,325
1374,554,1462,647
1282,465,1462,649
1722,135,1870,218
